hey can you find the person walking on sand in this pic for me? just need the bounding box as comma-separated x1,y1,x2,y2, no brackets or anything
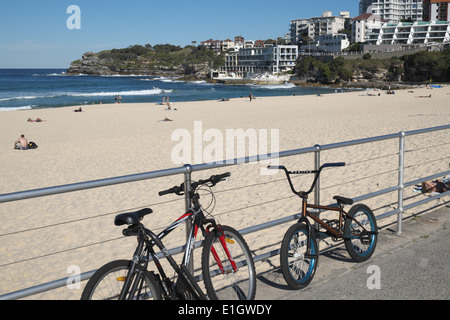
14,134,28,150
249,92,253,102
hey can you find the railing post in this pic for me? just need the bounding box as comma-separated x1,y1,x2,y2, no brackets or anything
314,144,321,205
183,164,194,272
397,132,406,234
314,145,321,235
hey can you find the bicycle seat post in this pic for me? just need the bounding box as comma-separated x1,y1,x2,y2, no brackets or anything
299,192,309,217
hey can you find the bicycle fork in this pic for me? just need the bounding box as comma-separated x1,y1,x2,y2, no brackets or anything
207,224,238,274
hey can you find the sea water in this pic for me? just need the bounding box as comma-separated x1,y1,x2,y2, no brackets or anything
0,69,338,112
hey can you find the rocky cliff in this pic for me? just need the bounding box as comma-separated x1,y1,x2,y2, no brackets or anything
67,45,223,79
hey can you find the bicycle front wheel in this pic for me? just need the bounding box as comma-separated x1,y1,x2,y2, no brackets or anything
280,223,318,290
81,260,162,300
201,225,256,300
344,204,378,262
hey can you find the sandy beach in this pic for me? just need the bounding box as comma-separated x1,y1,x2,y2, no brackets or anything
0,85,449,299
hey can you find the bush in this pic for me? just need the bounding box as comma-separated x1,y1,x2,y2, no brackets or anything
402,50,450,82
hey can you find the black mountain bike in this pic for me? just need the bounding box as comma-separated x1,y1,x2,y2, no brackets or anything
81,172,256,300
268,163,378,289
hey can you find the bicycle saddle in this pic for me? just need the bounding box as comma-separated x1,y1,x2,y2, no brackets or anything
114,208,153,226
333,196,353,206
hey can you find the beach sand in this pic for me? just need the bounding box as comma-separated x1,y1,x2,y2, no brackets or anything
0,85,449,299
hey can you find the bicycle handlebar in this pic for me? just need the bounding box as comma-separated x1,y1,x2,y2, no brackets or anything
267,163,345,196
158,172,231,197
322,162,345,168
268,162,344,174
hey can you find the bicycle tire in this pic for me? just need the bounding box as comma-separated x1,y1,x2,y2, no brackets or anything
81,260,162,300
344,204,378,262
280,223,318,290
201,225,256,300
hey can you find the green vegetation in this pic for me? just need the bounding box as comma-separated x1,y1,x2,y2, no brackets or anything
294,56,402,84
294,48,450,84
94,44,224,71
68,43,226,77
401,47,450,82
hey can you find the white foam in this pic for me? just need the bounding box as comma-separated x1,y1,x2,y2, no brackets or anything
0,96,39,102
0,106,34,112
249,83,297,90
68,88,173,97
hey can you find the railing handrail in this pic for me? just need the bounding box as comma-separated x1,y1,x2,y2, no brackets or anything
0,124,449,300
3,124,449,205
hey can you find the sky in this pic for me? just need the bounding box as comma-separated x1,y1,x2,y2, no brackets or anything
0,0,359,69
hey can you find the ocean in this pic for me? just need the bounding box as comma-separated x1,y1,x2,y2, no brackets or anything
0,69,339,112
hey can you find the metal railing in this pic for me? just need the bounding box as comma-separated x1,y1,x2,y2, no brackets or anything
0,124,449,300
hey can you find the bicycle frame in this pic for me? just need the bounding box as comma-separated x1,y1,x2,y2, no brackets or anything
121,203,237,300
303,203,344,239
270,163,373,242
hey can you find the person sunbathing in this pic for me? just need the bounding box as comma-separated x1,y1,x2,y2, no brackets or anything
421,179,450,193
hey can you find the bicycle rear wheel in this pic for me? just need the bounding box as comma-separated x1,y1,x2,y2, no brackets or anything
81,260,162,300
201,225,256,300
280,223,318,290
344,204,378,262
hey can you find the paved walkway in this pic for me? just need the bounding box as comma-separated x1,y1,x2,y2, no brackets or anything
255,203,450,300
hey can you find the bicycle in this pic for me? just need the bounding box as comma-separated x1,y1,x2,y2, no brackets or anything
268,163,378,290
81,172,256,300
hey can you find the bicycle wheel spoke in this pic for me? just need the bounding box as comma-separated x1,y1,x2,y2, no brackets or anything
81,260,161,300
344,204,378,262
280,223,317,289
202,226,256,300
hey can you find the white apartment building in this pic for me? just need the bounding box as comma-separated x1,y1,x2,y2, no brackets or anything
290,11,349,45
222,39,235,52
365,0,424,23
222,45,298,77
317,34,351,52
365,20,450,44
352,13,386,43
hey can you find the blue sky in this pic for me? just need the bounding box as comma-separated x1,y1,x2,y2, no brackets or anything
0,0,358,68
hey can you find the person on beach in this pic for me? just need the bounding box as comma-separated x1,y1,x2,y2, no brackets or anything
249,92,253,102
14,134,28,150
421,179,450,193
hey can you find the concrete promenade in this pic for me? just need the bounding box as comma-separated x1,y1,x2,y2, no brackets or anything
255,203,450,300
